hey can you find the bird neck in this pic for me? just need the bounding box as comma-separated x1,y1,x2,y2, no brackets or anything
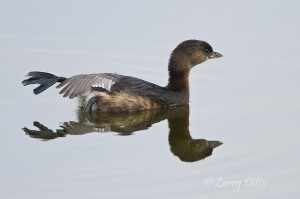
166,58,191,93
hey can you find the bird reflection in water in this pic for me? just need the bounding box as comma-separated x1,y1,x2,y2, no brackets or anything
23,104,222,162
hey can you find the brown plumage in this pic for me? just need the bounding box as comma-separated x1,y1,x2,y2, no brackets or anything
93,92,162,112
22,40,222,112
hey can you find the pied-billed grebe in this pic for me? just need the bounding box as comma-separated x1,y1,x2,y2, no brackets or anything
22,40,222,112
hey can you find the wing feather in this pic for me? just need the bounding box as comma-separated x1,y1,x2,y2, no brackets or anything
73,78,87,98
57,73,122,98
69,79,84,99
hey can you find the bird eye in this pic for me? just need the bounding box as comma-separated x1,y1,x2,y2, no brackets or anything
204,48,210,54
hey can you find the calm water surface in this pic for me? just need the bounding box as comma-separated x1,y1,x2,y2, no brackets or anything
0,1,299,198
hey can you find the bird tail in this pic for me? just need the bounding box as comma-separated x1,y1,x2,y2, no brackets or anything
22,71,67,95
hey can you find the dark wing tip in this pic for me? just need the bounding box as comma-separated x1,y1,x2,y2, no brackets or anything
21,80,28,86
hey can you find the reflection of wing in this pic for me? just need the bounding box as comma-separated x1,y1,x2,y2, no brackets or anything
58,121,111,135
57,73,122,99
22,107,185,140
23,122,65,140
23,121,110,140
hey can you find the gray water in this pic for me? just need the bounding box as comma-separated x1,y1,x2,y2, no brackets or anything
1,1,299,198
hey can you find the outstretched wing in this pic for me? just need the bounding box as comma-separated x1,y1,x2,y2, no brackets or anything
57,73,122,99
